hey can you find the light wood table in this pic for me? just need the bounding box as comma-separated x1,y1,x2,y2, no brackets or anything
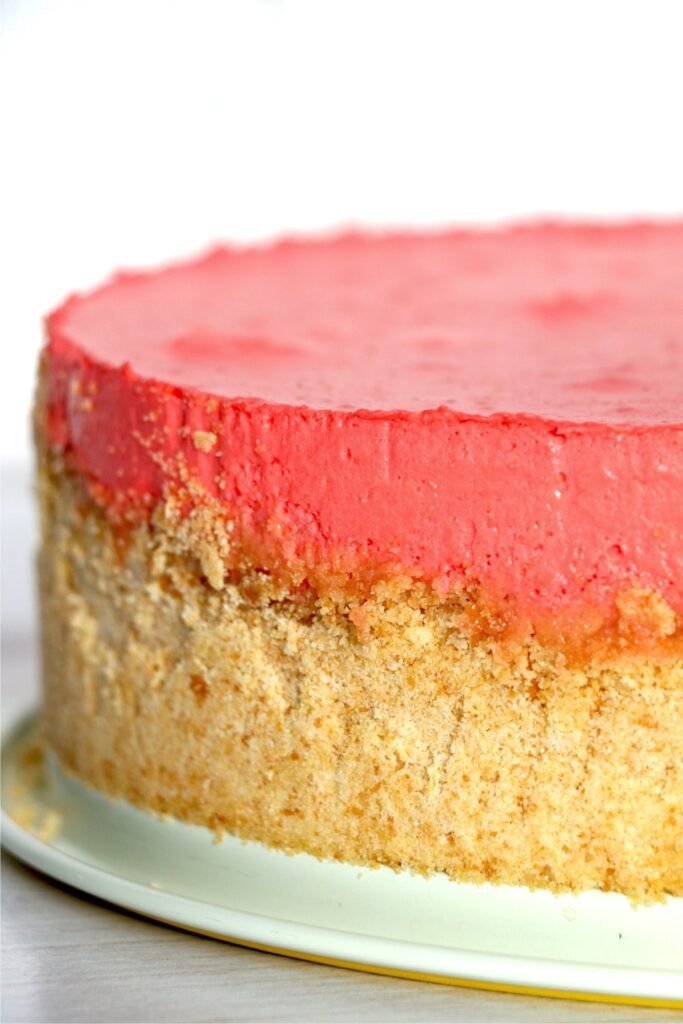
2,465,680,1023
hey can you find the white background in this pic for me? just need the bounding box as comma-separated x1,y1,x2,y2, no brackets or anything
2,0,683,464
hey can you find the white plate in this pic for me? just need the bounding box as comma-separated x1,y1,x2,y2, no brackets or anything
2,711,682,1008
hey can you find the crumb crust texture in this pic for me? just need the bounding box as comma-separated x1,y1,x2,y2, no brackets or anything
37,459,683,901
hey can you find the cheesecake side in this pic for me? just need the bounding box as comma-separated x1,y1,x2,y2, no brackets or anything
35,226,683,900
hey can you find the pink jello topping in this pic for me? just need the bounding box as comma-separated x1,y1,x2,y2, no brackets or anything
44,225,683,637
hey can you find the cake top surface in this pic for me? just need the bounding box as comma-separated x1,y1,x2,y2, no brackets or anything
48,223,683,425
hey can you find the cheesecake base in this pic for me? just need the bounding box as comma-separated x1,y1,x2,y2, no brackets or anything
37,459,683,901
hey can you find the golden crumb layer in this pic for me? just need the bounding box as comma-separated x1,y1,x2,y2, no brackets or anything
37,455,683,900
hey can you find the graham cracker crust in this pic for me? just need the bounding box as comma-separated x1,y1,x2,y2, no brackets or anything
36,454,683,901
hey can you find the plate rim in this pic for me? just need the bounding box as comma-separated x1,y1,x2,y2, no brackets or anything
2,709,682,1008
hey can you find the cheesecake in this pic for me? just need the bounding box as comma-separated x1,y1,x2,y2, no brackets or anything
36,225,683,899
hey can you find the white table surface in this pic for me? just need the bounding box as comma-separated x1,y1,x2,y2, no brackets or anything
2,463,681,1024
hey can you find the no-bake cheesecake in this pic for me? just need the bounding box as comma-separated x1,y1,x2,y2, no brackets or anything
36,225,683,900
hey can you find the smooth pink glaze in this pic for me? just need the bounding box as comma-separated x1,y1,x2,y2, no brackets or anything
44,225,683,627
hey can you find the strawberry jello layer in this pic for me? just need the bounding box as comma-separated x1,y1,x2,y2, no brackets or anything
43,224,683,646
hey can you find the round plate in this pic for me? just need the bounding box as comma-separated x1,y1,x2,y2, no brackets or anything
2,711,682,1008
